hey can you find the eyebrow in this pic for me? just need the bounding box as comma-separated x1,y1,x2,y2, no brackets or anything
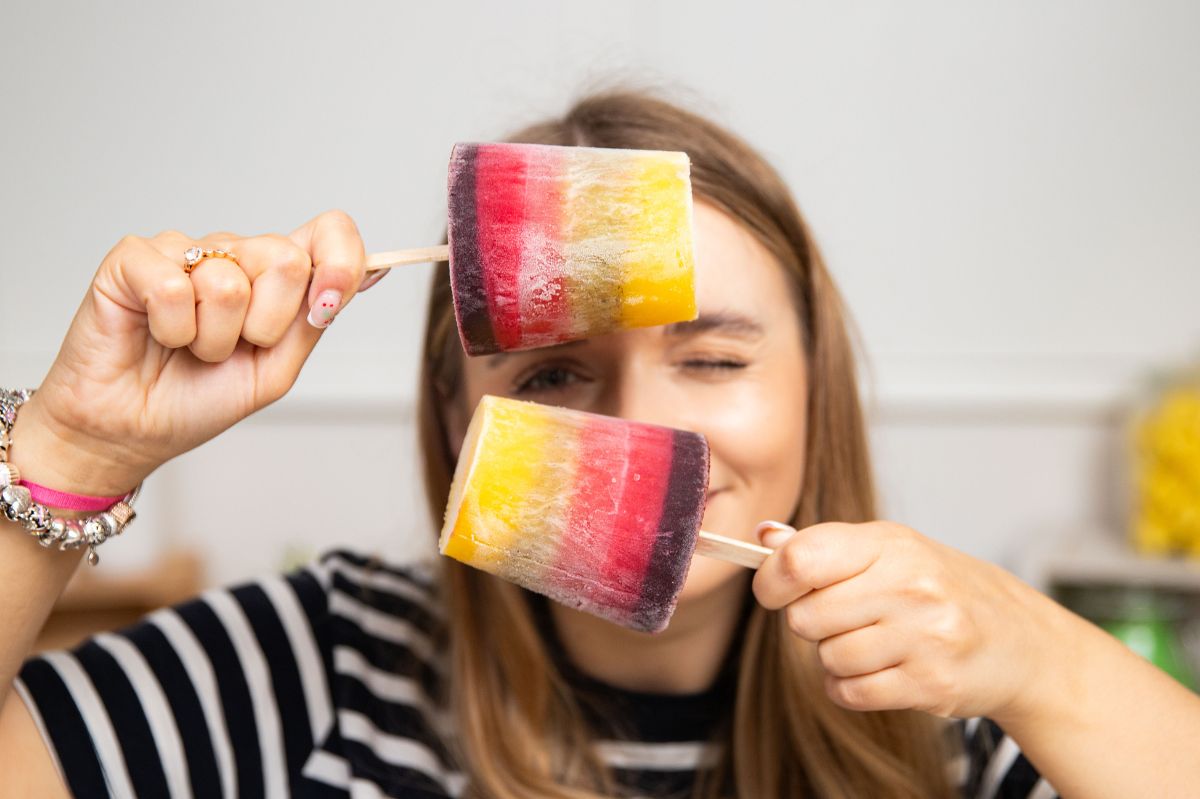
663,311,765,340
483,311,764,368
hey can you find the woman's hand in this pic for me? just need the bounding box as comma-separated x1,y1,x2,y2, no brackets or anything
12,210,385,496
751,520,1074,724
753,521,1200,797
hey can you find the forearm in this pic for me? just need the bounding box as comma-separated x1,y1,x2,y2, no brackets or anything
0,521,82,705
1,399,143,706
994,594,1200,798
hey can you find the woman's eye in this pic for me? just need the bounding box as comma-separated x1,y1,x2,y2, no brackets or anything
514,366,584,394
681,359,748,371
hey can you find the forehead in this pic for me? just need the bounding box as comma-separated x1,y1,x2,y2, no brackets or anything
467,200,800,373
691,201,795,323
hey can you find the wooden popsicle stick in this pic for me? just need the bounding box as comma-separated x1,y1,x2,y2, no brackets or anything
365,244,450,272
695,530,773,570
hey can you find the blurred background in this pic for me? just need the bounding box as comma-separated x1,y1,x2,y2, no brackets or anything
3,2,1199,680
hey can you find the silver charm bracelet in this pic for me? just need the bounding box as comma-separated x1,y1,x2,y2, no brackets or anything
0,388,139,566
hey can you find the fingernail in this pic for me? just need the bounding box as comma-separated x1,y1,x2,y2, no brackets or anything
357,268,390,294
307,289,342,329
756,520,796,549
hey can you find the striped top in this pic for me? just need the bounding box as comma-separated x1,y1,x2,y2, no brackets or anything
16,550,1058,798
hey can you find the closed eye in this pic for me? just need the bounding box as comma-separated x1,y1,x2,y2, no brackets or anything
681,359,747,371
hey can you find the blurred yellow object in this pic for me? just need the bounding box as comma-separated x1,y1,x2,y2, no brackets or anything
1133,376,1200,556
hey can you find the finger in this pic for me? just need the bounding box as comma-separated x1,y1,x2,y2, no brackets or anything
752,522,882,610
824,667,917,713
816,624,906,678
248,298,326,405
287,209,366,329
356,266,390,293
185,256,252,362
153,231,312,348
782,574,886,641
228,234,313,347
101,236,197,348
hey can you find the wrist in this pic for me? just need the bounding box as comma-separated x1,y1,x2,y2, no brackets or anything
8,394,151,498
989,587,1094,735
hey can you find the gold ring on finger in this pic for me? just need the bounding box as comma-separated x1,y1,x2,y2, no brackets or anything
183,246,240,274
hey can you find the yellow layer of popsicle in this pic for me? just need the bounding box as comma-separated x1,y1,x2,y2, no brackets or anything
560,149,696,333
441,396,580,569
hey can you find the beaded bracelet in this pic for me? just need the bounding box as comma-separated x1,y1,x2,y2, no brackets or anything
0,388,139,566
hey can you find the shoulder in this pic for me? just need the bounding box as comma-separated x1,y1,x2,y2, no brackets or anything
310,548,442,605
302,551,460,794
116,546,447,679
306,549,447,690
309,549,444,639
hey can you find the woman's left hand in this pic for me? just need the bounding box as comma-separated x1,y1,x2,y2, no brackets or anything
751,521,1070,722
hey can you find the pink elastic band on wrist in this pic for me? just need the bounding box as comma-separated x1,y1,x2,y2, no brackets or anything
19,480,130,512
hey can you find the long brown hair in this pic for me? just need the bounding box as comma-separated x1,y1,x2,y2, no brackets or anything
417,90,956,798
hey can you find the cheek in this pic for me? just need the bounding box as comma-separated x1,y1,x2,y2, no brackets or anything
703,372,807,523
676,369,807,604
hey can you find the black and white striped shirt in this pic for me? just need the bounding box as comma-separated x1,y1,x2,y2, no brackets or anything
16,549,1057,798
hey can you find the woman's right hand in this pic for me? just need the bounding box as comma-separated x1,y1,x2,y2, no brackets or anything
11,209,381,497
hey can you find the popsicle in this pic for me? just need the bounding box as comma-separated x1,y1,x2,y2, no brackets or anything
439,395,770,633
362,142,699,356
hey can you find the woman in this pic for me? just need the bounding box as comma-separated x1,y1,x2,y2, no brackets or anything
1,92,1197,799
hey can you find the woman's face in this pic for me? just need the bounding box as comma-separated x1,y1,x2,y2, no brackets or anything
452,201,809,608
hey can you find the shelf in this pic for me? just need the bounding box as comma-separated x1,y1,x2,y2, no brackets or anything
1027,529,1200,593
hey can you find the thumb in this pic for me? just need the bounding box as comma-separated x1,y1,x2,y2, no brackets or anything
756,521,797,550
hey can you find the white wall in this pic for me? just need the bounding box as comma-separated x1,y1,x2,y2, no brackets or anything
2,1,1197,584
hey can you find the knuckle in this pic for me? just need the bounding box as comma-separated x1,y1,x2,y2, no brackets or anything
779,542,808,585
151,229,187,243
207,277,250,307
920,665,958,709
152,277,193,307
240,323,281,349
785,603,817,640
903,572,945,603
930,606,970,648
321,208,358,230
815,639,842,675
828,677,871,710
113,233,144,254
276,248,312,281
888,525,923,556
752,572,787,611
189,342,233,364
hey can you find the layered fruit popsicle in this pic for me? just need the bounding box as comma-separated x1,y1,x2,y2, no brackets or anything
447,142,698,356
440,395,709,633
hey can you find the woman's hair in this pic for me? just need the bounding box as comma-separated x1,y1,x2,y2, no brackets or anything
417,90,956,798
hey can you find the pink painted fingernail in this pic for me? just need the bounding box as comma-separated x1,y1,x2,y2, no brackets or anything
307,289,342,329
756,521,795,549
357,268,390,294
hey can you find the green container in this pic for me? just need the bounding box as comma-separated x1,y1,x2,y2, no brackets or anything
1062,586,1196,690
